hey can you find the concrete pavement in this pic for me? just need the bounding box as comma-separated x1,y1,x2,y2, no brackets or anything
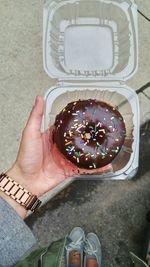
0,1,150,266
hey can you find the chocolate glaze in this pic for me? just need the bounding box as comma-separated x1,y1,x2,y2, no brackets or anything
53,99,126,169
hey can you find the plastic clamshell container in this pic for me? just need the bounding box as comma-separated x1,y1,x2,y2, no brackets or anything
43,0,140,180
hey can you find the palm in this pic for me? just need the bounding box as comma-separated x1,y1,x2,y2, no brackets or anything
15,127,77,197
13,96,112,197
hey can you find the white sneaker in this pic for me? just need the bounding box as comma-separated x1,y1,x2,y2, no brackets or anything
66,227,85,267
84,233,102,267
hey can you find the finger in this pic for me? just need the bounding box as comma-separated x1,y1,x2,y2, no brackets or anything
25,96,44,134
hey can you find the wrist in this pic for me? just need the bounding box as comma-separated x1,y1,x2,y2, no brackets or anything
0,166,28,219
6,164,38,196
0,166,41,219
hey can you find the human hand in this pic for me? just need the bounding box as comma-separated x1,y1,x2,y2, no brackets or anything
7,96,78,199
8,95,112,196
4,95,112,218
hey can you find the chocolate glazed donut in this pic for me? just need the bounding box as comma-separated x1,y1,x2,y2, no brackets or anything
53,99,126,169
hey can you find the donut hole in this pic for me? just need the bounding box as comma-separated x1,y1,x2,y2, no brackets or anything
81,122,106,147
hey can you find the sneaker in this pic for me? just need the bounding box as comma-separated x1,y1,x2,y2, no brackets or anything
84,233,102,267
66,227,85,267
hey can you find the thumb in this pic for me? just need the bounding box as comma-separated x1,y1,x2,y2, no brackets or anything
24,96,44,136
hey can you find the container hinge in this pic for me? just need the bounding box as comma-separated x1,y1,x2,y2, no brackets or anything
57,80,65,87
119,80,126,85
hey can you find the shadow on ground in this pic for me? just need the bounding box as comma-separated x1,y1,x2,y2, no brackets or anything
26,121,150,267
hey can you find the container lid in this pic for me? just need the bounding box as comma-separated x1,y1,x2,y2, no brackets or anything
43,0,138,81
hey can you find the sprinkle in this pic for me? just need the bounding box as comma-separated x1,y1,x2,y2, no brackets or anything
98,129,106,134
111,149,117,153
73,102,77,105
96,122,102,127
85,158,88,161
73,156,76,159
76,126,82,133
84,142,88,146
76,110,80,113
111,117,114,120
69,130,73,136
104,118,106,120
115,138,119,142
82,112,86,115
63,108,66,112
97,152,100,155
77,158,79,163
93,163,96,168
74,119,78,122
102,155,105,159
91,154,95,157
110,154,113,157
109,125,113,128
97,142,101,147
85,153,90,157
68,110,71,113
64,132,66,137
106,109,109,112
89,165,93,168
65,141,72,146
72,113,77,116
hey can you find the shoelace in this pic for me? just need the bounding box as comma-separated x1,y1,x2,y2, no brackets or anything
84,239,99,264
66,235,84,252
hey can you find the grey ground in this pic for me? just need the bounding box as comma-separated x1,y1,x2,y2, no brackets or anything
0,1,150,267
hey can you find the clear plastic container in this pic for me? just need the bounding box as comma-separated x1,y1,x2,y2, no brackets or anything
43,0,140,180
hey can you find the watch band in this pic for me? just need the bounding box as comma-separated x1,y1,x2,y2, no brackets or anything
0,172,41,212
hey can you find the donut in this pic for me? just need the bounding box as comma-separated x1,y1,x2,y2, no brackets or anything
53,99,126,169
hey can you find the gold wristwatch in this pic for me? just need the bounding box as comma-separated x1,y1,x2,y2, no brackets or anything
0,172,41,212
